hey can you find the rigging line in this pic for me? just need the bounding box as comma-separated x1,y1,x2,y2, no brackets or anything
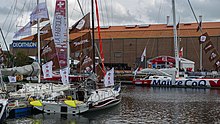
99,0,105,26
70,0,77,19
187,0,202,33
0,28,12,65
111,0,113,26
6,0,27,39
156,0,162,23
5,0,17,38
77,0,85,16
2,0,15,29
83,0,87,16
104,0,110,26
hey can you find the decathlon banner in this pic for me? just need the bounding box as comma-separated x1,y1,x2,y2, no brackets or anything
12,40,37,48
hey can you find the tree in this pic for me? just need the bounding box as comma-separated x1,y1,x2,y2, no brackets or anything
14,51,34,67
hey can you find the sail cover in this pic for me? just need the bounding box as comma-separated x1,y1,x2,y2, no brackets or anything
1,62,40,76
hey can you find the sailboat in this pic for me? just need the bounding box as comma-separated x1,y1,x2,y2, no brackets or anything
132,0,220,88
30,0,121,114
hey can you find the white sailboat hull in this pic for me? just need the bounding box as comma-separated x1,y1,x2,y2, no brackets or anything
35,101,89,114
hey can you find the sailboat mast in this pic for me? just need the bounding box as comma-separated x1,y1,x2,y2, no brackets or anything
37,0,41,83
66,0,70,82
91,0,95,73
172,0,179,78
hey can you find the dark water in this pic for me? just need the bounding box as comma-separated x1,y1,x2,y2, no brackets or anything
5,85,220,124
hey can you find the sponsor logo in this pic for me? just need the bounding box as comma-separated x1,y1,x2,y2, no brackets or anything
12,41,37,48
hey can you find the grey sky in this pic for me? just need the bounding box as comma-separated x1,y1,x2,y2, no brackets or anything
0,0,220,50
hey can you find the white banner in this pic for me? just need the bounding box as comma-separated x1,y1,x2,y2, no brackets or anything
42,61,53,78
13,22,31,38
30,2,49,23
60,67,69,85
53,0,67,45
104,68,114,87
8,76,16,83
53,0,67,68
141,47,146,62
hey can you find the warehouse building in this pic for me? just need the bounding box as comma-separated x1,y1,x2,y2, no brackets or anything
10,21,220,71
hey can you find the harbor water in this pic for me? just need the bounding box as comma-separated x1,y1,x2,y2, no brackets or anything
4,85,220,124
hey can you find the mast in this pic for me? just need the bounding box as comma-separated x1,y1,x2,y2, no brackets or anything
91,0,95,73
66,0,70,83
172,0,179,77
37,0,41,83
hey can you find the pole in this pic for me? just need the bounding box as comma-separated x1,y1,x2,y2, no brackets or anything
91,0,95,73
66,0,70,83
0,28,12,67
172,0,179,77
37,0,41,83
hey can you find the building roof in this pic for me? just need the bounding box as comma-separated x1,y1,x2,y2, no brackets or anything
21,21,220,41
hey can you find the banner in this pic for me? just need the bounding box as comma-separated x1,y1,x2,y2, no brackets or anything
141,47,146,62
209,50,219,62
53,0,67,68
32,23,52,42
41,40,60,70
14,2,49,38
199,32,210,44
214,59,220,69
42,61,53,78
69,12,90,33
30,2,49,24
8,76,16,83
104,68,114,87
70,32,92,53
60,67,69,85
179,47,183,58
204,41,214,53
13,22,31,38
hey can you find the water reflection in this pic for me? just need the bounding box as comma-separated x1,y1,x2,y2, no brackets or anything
4,85,220,124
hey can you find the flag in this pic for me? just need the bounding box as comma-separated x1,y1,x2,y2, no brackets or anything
215,59,220,69
32,23,52,42
134,67,139,76
104,68,114,87
60,67,69,85
53,0,68,68
81,55,93,70
8,76,16,83
209,50,219,62
179,47,183,58
42,61,53,78
199,32,210,44
30,2,49,24
176,22,180,29
70,32,92,53
196,21,202,32
41,40,60,70
141,47,146,62
204,41,214,53
69,12,90,33
13,22,31,38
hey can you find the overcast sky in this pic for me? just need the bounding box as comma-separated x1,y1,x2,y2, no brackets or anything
0,0,220,50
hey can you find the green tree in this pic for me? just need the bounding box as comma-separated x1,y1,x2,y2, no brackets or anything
14,51,34,67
